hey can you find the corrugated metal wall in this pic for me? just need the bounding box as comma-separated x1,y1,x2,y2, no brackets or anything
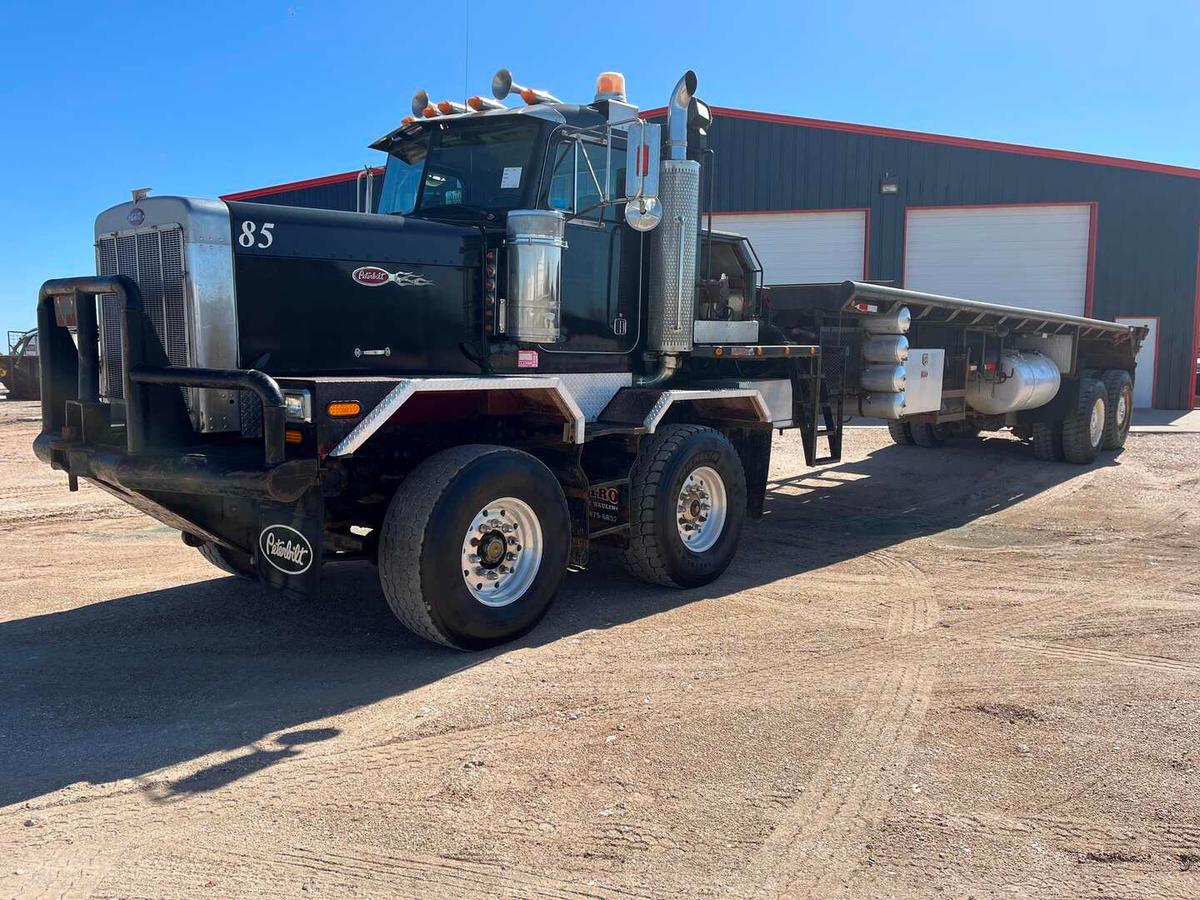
231,172,380,214
685,114,1200,408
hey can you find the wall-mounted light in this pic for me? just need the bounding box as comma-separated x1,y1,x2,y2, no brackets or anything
880,174,900,195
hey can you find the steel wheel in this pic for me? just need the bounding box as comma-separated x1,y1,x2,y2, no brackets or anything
460,497,543,607
676,466,727,554
1088,395,1106,448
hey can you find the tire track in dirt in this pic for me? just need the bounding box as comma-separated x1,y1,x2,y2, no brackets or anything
738,579,940,898
1002,641,1200,676
103,843,661,900
871,809,1200,900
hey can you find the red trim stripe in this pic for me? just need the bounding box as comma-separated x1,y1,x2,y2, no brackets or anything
221,167,384,201
1084,203,1099,318
1192,225,1200,408
640,106,1200,180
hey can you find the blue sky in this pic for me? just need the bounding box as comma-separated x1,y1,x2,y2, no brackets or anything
1,0,1197,333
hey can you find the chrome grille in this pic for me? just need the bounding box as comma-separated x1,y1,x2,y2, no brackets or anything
96,227,188,399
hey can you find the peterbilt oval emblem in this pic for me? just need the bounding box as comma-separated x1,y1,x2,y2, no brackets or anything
127,207,145,226
351,266,433,287
258,524,313,575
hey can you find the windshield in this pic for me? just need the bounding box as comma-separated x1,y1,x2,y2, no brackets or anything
378,119,540,217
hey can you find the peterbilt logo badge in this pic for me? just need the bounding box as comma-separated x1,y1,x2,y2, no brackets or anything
258,524,313,575
351,266,433,288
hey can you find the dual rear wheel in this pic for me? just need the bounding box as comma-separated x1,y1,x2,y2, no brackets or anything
885,369,1133,465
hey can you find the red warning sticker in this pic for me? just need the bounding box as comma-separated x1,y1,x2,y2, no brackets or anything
517,350,539,369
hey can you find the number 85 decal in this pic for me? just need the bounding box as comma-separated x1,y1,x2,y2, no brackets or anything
238,220,275,249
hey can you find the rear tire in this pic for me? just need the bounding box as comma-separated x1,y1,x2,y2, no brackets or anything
1061,378,1107,465
1031,422,1064,461
887,421,914,445
197,541,255,579
378,445,569,650
909,422,947,448
624,425,747,588
1101,370,1134,450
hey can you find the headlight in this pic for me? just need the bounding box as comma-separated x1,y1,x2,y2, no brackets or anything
282,389,312,423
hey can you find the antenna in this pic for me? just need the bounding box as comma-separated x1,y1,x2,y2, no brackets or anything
463,0,470,104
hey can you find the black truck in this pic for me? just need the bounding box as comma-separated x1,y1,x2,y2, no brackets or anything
34,70,1146,649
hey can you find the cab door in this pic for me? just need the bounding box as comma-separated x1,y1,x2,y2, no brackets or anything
544,139,638,354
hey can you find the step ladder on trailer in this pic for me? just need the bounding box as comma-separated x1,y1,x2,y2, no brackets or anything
792,345,846,467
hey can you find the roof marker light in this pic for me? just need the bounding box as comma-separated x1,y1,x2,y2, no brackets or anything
437,99,468,115
467,95,506,111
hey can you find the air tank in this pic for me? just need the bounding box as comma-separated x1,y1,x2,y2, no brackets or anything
862,306,911,335
966,349,1061,415
506,209,566,342
862,334,909,364
860,391,907,419
861,364,907,393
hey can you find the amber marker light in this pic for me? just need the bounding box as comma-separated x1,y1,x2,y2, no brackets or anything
327,401,362,418
285,429,304,444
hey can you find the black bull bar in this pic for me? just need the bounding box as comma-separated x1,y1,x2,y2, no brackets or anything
33,275,317,505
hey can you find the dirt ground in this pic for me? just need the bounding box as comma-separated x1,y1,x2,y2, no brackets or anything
2,399,1198,899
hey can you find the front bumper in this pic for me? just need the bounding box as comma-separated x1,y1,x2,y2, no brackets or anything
35,275,323,593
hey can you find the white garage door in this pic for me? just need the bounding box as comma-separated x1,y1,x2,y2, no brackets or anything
711,210,866,285
904,204,1092,316
1116,317,1158,408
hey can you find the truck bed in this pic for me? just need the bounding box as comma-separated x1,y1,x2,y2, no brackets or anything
768,280,1146,346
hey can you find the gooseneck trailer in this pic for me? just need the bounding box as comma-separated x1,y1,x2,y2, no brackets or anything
34,70,1146,649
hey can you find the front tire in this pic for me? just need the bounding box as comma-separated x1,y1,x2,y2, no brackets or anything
197,541,255,579
378,445,569,650
624,425,747,588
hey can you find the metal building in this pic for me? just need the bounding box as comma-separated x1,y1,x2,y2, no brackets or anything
224,107,1200,409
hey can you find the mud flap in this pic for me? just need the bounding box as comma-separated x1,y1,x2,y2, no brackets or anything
255,487,324,596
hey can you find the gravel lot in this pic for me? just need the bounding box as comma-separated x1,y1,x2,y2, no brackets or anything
2,398,1198,898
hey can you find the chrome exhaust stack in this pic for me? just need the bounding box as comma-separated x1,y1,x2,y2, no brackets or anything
645,71,702,360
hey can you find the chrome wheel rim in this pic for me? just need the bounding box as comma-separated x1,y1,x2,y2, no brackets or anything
676,466,727,554
460,497,542,607
1117,391,1130,431
1088,396,1106,447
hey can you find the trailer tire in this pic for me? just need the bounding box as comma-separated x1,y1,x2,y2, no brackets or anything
1031,422,1062,461
378,445,569,650
1100,370,1134,450
887,421,914,445
197,541,255,579
623,425,747,589
909,422,947,448
1061,378,1107,465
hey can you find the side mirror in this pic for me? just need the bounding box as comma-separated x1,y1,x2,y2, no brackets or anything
624,121,662,231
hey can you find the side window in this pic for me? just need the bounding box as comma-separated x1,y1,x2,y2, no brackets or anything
548,143,573,211
546,139,626,220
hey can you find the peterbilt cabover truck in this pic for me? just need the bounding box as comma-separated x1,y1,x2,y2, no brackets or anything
34,70,1146,649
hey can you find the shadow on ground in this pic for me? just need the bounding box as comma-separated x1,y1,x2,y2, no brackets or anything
0,434,1116,808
